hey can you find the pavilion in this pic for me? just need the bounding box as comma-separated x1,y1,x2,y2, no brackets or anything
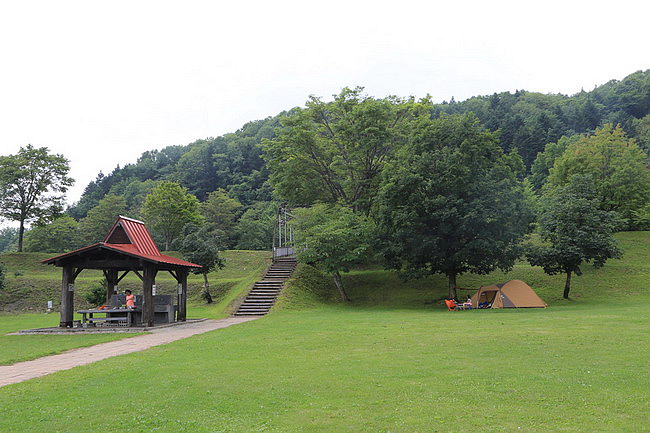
42,216,201,327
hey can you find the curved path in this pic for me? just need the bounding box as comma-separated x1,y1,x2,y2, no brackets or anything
0,317,258,388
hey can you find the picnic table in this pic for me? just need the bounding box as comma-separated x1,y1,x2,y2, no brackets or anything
77,308,137,327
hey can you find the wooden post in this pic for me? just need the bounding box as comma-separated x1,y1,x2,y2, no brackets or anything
60,265,75,327
177,268,189,322
142,264,156,327
105,269,118,304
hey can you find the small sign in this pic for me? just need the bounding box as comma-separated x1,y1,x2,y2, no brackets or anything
152,284,157,296
47,300,53,309
177,284,183,295
67,283,75,292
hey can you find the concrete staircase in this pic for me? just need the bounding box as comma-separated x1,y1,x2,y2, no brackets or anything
234,257,297,316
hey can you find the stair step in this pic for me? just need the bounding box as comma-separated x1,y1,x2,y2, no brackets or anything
233,256,298,317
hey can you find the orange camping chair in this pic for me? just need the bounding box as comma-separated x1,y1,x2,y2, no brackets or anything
445,299,458,311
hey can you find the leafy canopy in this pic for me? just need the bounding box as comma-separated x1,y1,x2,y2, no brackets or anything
546,124,650,224
526,175,623,298
293,204,373,301
0,145,73,251
142,181,203,250
263,87,427,213
376,113,534,299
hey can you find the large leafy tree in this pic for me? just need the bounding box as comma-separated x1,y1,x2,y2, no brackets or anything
175,223,224,303
527,175,623,299
263,87,426,213
234,201,277,250
376,113,534,299
293,204,373,301
78,194,128,244
0,145,73,251
24,215,80,253
142,181,203,250
546,124,650,224
201,189,243,249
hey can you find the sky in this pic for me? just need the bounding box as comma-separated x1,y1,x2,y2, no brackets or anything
1,0,649,209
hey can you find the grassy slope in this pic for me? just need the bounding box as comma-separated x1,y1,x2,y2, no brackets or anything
0,250,269,364
0,233,648,432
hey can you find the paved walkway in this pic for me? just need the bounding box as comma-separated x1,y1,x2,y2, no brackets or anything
0,317,258,388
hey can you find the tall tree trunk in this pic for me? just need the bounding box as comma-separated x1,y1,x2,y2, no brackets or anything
333,270,350,302
563,271,572,299
448,272,457,300
203,273,213,303
17,219,25,252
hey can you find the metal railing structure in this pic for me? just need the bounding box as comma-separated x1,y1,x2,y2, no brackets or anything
272,206,295,260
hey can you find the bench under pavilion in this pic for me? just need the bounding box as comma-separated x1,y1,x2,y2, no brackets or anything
42,216,201,327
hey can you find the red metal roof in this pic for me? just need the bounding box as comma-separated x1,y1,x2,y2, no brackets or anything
43,216,201,268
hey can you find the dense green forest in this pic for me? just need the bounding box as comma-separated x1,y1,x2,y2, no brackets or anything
1,70,649,256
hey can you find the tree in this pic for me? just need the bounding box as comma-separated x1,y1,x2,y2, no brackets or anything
263,87,426,213
235,201,277,250
526,175,623,299
547,124,650,225
0,227,18,253
375,113,534,299
175,223,224,303
0,145,73,251
141,181,203,250
293,204,372,301
201,189,243,249
78,194,128,244
529,135,581,190
24,216,80,253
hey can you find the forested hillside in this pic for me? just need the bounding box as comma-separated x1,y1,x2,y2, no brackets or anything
1,70,648,255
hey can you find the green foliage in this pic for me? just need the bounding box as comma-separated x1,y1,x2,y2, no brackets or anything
24,216,80,253
0,262,5,291
201,189,243,249
84,278,108,306
547,124,650,225
0,145,73,251
529,134,581,190
263,87,426,212
142,181,203,250
527,175,624,298
0,227,18,253
77,194,128,245
175,223,225,304
293,204,373,301
235,201,277,250
376,113,534,299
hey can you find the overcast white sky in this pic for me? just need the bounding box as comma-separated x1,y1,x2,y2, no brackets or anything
1,0,649,208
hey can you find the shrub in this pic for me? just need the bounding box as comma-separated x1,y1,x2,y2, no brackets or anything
84,279,108,306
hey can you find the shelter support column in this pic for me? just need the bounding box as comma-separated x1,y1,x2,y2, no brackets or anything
60,265,76,327
177,268,189,322
142,264,157,327
105,269,118,304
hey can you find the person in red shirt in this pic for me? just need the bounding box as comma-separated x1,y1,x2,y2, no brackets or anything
125,289,135,308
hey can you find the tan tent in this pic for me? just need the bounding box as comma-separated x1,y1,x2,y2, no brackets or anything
470,280,547,308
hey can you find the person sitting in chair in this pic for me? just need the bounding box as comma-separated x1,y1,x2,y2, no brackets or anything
463,295,473,309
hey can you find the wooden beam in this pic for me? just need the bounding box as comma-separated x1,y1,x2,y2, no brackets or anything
142,264,157,327
167,269,179,281
105,269,118,304
59,265,75,327
116,270,130,284
73,267,84,279
131,269,144,281
177,268,189,322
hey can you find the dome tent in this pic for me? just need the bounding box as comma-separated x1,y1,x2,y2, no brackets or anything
470,280,547,308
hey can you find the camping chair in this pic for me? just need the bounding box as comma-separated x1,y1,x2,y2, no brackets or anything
445,299,459,311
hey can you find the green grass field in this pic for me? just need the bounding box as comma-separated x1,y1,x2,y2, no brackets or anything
0,233,648,432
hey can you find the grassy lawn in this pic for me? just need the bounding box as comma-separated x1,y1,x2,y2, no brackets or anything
0,250,270,365
0,233,648,432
